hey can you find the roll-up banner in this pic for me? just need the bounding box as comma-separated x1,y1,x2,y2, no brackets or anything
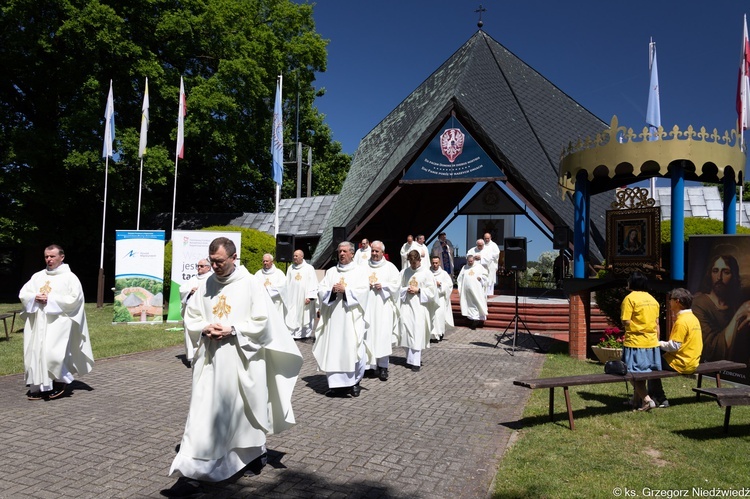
114,230,165,324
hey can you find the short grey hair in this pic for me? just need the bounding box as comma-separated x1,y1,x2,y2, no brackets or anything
338,241,355,253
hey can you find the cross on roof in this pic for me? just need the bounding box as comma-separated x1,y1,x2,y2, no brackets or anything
475,4,486,29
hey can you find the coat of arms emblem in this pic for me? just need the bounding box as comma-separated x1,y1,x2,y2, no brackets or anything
440,128,465,163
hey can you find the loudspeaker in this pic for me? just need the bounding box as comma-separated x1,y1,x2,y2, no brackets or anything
276,234,295,263
332,227,346,247
504,237,527,271
553,226,569,250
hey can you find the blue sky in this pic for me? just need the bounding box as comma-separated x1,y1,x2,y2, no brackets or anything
304,1,749,259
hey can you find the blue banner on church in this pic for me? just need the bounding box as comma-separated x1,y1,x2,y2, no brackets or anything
401,116,505,182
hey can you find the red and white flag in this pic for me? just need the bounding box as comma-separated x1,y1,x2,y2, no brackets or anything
737,14,750,135
176,77,187,159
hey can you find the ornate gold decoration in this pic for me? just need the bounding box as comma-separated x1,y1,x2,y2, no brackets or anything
409,276,418,288
39,281,52,294
611,187,655,210
264,278,271,287
369,273,378,284
212,295,231,319
468,270,475,276
559,116,746,195
338,277,347,288
294,272,302,281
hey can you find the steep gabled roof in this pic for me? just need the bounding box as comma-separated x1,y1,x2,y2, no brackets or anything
312,30,611,267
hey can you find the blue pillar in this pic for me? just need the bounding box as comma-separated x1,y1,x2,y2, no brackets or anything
671,164,684,281
573,170,590,278
724,174,737,234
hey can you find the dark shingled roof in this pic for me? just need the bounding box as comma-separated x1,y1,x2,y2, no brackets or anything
312,30,611,267
148,195,337,238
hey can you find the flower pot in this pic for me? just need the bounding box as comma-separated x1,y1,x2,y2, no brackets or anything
591,346,623,364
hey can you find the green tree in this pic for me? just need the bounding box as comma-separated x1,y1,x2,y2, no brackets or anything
0,0,350,289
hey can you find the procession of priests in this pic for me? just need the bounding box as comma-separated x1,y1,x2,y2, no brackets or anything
18,231,516,494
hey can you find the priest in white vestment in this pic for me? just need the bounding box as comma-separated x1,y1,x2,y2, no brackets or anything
398,250,438,371
168,237,302,490
363,241,400,381
412,234,429,260
354,238,371,266
468,239,492,295
482,233,501,296
254,253,287,320
429,256,455,341
284,249,318,339
399,234,415,269
19,244,94,400
457,254,489,330
179,258,213,362
312,241,370,397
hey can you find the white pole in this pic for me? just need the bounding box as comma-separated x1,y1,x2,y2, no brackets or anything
274,183,280,237
137,157,144,230
100,155,110,269
171,157,179,233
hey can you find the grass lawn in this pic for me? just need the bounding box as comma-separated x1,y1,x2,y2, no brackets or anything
493,343,750,498
0,303,183,376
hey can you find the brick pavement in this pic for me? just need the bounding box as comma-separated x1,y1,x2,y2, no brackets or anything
0,326,547,499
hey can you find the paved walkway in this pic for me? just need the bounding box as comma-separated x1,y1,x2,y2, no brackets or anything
0,326,549,499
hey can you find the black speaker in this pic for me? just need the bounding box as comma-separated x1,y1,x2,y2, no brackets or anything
553,226,569,250
504,237,527,271
332,227,346,247
276,234,295,263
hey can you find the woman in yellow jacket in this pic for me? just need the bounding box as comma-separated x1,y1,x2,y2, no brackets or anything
621,271,662,411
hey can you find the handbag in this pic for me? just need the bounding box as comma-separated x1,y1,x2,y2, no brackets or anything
604,360,628,375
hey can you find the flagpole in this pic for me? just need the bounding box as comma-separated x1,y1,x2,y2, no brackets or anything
171,156,179,233
98,80,115,308
274,183,280,237
137,157,144,230
98,154,109,307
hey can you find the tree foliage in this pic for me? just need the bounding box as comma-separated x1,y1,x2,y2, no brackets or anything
0,0,350,289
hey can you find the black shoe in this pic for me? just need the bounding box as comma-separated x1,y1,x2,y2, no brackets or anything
364,369,378,379
160,477,201,497
469,320,477,330
379,368,389,381
26,390,44,401
325,387,348,398
411,365,421,372
350,383,361,397
48,382,66,400
243,452,268,476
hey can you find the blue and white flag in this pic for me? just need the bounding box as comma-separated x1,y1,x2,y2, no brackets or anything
646,40,661,141
271,76,283,185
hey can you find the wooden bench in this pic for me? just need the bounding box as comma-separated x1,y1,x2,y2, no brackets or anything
0,310,21,340
513,360,746,430
692,387,750,433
